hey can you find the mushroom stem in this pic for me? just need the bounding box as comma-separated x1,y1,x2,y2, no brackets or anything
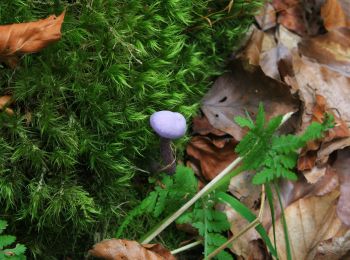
160,137,176,175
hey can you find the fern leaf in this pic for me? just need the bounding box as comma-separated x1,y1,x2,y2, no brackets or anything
0,235,16,248
234,116,254,129
0,220,7,234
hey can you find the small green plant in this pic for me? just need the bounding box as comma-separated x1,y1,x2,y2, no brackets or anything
120,104,334,259
0,219,26,260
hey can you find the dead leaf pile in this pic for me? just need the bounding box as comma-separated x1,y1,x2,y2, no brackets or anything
184,0,350,259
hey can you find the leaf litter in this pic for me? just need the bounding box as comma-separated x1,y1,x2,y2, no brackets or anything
184,0,350,259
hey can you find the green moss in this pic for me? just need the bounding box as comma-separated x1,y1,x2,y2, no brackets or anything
0,0,262,258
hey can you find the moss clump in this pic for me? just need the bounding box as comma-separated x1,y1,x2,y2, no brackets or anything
0,0,262,258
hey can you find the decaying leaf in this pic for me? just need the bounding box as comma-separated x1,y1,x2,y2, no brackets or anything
255,3,277,31
201,61,299,140
192,114,226,136
333,148,350,226
268,190,348,260
89,239,176,260
0,95,14,115
321,0,350,31
315,229,350,260
299,28,350,77
186,136,237,181
272,0,307,35
0,12,65,67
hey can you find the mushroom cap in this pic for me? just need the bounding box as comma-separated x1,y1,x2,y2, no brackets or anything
150,110,187,139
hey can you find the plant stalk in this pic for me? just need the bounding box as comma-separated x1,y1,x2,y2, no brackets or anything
171,240,202,255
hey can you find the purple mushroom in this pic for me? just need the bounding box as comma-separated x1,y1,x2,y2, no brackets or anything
150,110,187,175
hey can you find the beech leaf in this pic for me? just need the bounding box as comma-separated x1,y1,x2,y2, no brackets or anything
0,12,65,67
89,239,176,260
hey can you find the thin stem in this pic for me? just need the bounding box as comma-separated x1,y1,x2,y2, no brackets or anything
171,240,202,255
207,185,266,259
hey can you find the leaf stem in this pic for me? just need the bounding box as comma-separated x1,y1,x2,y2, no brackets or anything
171,240,202,255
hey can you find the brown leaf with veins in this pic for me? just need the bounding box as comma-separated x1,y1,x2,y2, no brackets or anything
299,28,350,77
186,136,237,181
192,114,226,136
201,61,299,140
89,239,176,260
321,0,350,31
0,12,65,67
0,95,14,115
268,190,348,260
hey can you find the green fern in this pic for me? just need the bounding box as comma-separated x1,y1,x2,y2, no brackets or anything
0,220,26,260
116,165,197,237
177,194,232,260
235,104,334,184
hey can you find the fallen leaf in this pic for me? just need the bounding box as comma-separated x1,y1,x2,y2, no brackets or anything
333,148,350,226
201,61,299,140
192,114,226,136
255,3,277,31
268,190,348,260
315,229,350,259
0,12,65,67
299,28,350,77
272,0,307,35
0,95,14,115
186,136,237,181
89,239,176,260
321,0,350,31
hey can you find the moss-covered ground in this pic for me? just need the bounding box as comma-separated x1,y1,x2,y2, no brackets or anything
0,0,261,258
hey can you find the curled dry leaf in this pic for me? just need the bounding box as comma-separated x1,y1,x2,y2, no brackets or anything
89,239,176,260
272,0,307,35
201,61,299,140
268,190,348,260
0,95,14,115
186,136,237,181
333,148,350,226
321,0,350,31
0,12,65,67
315,229,350,260
299,28,350,77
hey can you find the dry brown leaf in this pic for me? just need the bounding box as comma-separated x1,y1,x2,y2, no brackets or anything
201,61,299,140
321,0,350,31
268,190,348,260
299,28,350,77
333,148,350,226
272,0,307,35
192,114,226,136
0,12,65,67
0,95,14,115
255,3,277,31
315,229,350,259
186,136,237,181
89,239,176,260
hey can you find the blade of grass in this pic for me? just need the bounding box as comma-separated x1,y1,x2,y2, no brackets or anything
265,183,277,256
215,191,277,258
274,182,292,260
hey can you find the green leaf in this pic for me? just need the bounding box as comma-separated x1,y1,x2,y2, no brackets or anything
265,184,277,256
255,103,266,131
0,235,16,248
215,192,277,258
0,220,7,234
234,116,254,129
3,243,26,256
